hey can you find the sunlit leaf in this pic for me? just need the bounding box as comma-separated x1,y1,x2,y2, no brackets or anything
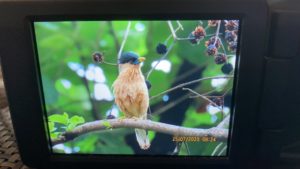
48,114,68,125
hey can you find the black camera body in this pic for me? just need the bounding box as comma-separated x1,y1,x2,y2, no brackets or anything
257,0,300,165
0,0,299,168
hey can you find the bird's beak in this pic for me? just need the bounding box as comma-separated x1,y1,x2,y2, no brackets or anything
138,57,146,63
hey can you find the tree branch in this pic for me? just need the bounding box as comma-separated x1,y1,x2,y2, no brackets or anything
51,118,229,146
217,115,230,128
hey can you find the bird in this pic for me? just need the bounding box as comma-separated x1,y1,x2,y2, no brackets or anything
112,51,150,150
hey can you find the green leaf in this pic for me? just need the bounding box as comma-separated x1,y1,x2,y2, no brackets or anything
48,114,68,125
50,132,60,139
67,115,85,131
148,131,156,141
69,115,85,125
102,120,112,129
63,112,69,120
48,121,56,132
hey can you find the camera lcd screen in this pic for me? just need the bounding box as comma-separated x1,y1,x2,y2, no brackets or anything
33,20,239,156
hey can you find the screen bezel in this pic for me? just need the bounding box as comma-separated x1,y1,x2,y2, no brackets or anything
0,0,268,168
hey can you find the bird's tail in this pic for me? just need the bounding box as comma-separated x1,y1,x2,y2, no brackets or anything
135,128,150,150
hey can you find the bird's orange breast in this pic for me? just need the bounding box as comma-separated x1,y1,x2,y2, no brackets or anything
112,65,149,119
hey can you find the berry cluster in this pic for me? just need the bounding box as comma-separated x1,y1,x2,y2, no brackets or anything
206,44,218,56
214,53,227,65
205,36,221,56
205,36,221,49
188,26,206,45
210,97,224,107
208,20,219,27
225,20,239,31
92,52,104,63
224,20,239,52
225,31,237,43
228,41,237,52
203,20,239,74
156,43,168,55
154,20,238,75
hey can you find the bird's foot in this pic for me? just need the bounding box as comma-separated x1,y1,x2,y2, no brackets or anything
131,117,140,121
117,116,126,122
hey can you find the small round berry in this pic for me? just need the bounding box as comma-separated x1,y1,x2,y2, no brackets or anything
106,114,116,119
193,26,206,39
205,36,221,48
210,97,223,107
188,33,199,44
214,53,227,64
156,43,168,55
225,31,237,42
225,20,239,31
207,44,218,56
92,52,104,63
208,20,219,27
228,41,237,52
221,63,233,74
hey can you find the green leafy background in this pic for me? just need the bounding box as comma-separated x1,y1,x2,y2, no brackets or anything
34,20,237,156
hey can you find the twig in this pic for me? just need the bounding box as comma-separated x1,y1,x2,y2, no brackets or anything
51,118,229,145
150,75,233,100
200,88,219,96
167,21,177,39
176,20,184,30
214,21,221,46
117,21,132,60
207,33,223,37
152,94,190,116
176,37,197,41
172,142,183,155
218,145,227,156
102,61,118,66
204,25,210,30
165,27,181,44
211,142,224,156
173,67,203,83
150,21,185,83
222,87,232,97
183,142,190,155
182,88,221,110
219,37,227,55
146,41,175,80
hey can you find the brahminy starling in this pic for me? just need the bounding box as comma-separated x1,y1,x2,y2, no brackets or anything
112,51,150,150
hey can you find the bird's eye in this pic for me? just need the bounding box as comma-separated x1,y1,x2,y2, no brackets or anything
131,58,140,65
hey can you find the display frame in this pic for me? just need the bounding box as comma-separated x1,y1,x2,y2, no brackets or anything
0,0,268,168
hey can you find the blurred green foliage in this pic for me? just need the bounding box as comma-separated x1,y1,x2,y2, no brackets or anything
34,20,237,156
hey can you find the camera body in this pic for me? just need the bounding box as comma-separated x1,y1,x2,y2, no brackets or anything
257,0,300,165
0,0,299,168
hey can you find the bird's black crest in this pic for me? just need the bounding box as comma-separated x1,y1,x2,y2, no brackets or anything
119,51,139,64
